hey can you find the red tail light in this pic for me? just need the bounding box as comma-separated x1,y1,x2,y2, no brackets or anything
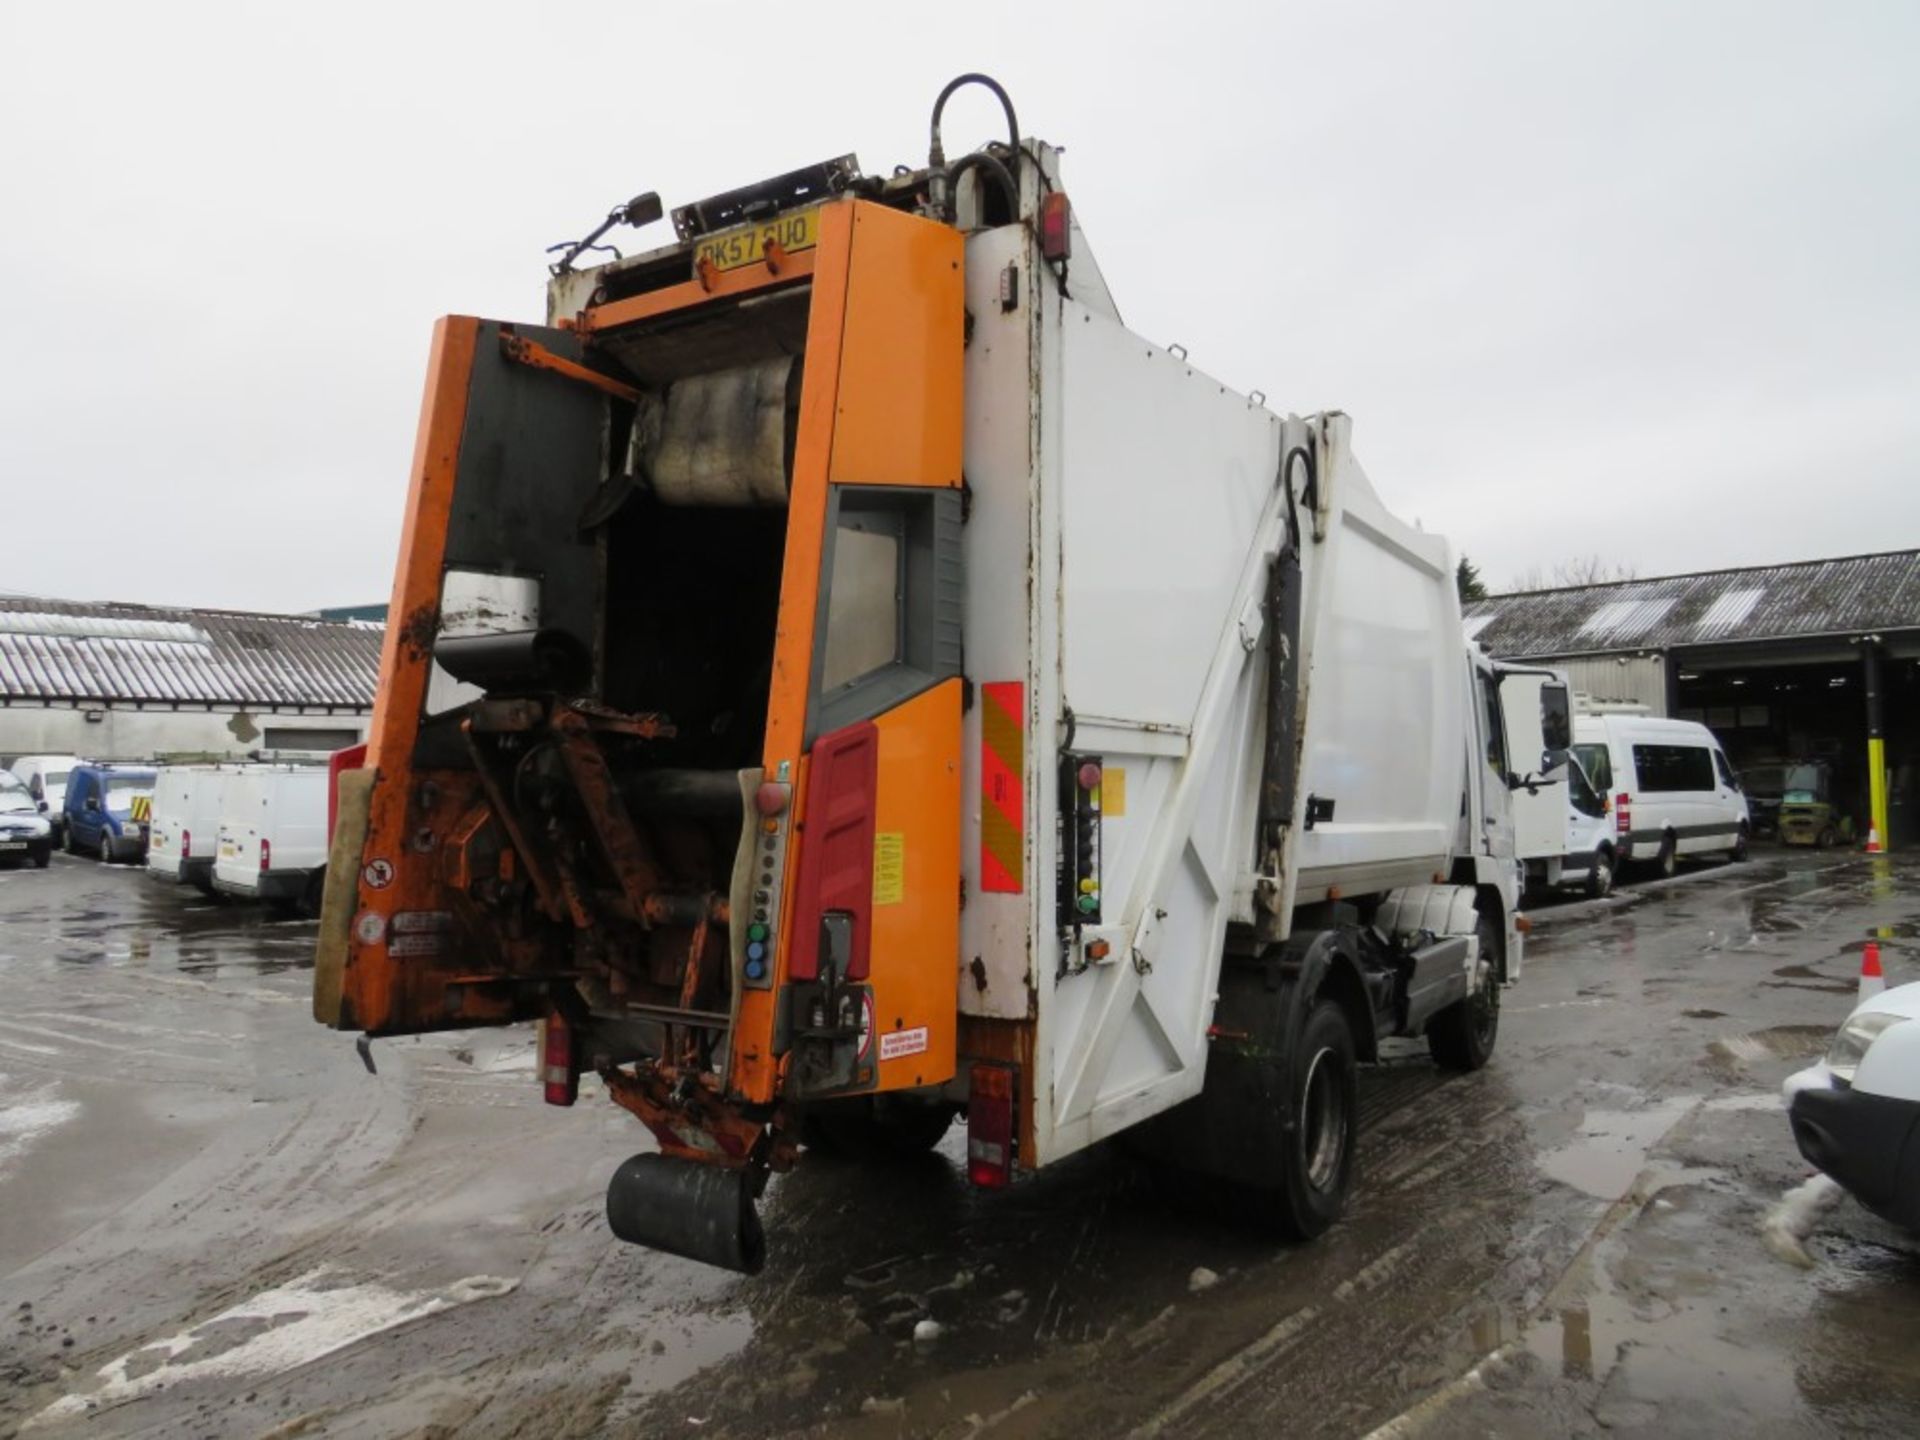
1615,794,1631,835
967,1064,1017,1188
542,1009,580,1107
1040,191,1072,262
259,837,272,871
181,828,191,859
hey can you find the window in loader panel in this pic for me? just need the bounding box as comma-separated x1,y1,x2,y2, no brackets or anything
809,486,963,740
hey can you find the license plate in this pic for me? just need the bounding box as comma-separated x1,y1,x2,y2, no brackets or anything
220,842,237,858
693,205,822,274
0,841,26,852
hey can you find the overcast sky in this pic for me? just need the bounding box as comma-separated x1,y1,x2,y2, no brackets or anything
2,2,1914,611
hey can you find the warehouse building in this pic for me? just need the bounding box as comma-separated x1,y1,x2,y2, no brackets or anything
0,598,383,762
1466,550,1920,849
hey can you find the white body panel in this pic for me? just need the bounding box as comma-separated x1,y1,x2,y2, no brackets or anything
8,753,81,825
958,157,1489,1167
145,765,234,883
213,766,329,896
1573,714,1747,861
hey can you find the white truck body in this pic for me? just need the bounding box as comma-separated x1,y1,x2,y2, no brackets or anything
957,152,1527,1165
213,765,330,906
1498,664,1613,894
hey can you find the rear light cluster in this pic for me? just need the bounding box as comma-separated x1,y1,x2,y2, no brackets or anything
180,828,191,860
967,1063,1017,1188
746,782,791,986
259,837,272,872
542,1008,580,1106
1615,794,1632,835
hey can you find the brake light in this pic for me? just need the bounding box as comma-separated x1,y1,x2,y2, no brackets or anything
1040,191,1071,262
967,1063,1017,1188
181,828,190,859
259,837,272,871
542,1009,580,1106
1615,795,1631,835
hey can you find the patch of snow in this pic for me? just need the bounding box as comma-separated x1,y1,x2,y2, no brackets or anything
29,1267,516,1425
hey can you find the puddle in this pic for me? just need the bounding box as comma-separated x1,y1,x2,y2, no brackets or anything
1536,1097,1698,1200
1709,1025,1832,1069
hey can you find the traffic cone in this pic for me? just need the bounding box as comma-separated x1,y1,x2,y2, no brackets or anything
1860,940,1885,1001
1866,826,1882,854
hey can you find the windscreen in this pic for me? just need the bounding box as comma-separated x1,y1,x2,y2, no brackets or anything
105,776,153,803
0,777,33,813
1573,742,1612,792
1783,764,1823,803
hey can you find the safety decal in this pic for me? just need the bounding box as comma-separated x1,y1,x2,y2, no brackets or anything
362,859,394,890
879,1026,929,1062
872,832,905,906
1100,767,1127,819
980,681,1024,892
129,794,152,822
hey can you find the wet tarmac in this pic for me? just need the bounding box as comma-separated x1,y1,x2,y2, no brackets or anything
2,847,1917,1438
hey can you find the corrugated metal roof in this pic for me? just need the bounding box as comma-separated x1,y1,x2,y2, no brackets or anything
1465,550,1920,659
0,597,383,708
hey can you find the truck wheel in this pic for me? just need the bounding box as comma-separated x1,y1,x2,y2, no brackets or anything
804,1095,955,1159
1429,916,1500,1072
1270,997,1358,1240
1585,847,1614,899
1731,826,1750,862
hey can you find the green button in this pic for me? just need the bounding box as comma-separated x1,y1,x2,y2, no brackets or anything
1077,895,1098,914
747,922,769,942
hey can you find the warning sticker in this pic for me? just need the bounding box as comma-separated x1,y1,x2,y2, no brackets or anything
391,910,453,934
389,932,444,958
873,832,905,906
1100,767,1127,818
879,1026,929,1062
980,681,1025,892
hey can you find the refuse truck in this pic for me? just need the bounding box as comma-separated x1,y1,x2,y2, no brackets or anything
314,75,1560,1273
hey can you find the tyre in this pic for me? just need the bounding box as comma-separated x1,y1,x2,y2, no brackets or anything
803,1095,956,1159
63,825,77,856
1817,827,1837,850
99,831,114,864
1269,997,1359,1240
1652,833,1678,879
1429,915,1500,1072
31,843,51,869
301,867,329,919
1584,847,1614,899
1730,826,1749,863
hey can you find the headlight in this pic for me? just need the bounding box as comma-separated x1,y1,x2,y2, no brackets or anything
1826,1012,1909,1083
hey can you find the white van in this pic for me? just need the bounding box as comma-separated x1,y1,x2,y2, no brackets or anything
1573,714,1749,878
8,754,83,843
146,766,235,894
212,765,331,912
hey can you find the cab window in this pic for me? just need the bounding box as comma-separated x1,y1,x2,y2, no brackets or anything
1573,743,1612,792
1713,751,1741,791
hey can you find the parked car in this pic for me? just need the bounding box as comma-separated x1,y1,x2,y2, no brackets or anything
146,764,233,893
212,765,330,912
63,763,159,863
1740,760,1790,839
1785,981,1920,1232
8,753,83,844
1572,714,1749,878
0,772,55,868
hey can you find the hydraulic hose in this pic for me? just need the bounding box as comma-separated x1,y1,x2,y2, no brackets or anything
928,73,1022,222
947,151,1019,228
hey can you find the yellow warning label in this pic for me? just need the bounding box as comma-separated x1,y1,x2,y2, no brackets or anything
1099,768,1126,818
873,832,905,906
129,793,152,822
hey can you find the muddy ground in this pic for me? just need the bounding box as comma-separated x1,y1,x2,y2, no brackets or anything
2,847,1917,1438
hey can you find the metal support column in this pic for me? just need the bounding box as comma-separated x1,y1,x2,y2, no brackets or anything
1863,637,1890,850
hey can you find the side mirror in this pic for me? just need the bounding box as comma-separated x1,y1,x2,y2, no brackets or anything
1542,746,1569,775
36,799,48,813
622,191,664,229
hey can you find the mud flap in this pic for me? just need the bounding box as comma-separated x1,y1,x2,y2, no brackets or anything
313,766,375,1026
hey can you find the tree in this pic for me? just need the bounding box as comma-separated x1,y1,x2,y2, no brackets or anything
1507,554,1639,591
1456,555,1490,604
